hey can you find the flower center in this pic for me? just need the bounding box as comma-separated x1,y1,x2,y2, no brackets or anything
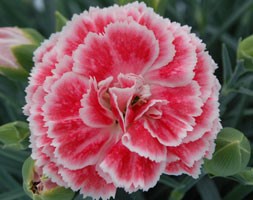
80,73,167,133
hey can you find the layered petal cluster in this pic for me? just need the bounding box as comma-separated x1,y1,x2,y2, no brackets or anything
24,2,222,199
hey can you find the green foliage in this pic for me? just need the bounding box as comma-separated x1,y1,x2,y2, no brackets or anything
0,121,29,150
55,11,67,32
12,45,38,73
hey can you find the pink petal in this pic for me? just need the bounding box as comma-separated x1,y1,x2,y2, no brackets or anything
194,52,217,102
167,137,209,167
145,23,197,87
105,21,159,75
183,96,220,143
57,13,96,58
29,61,55,86
43,56,74,92
204,119,222,159
138,10,175,70
144,82,203,146
151,81,203,124
73,21,159,81
73,33,115,82
43,162,67,187
165,159,203,178
28,86,47,136
59,166,116,199
122,119,167,162
33,33,59,63
80,78,114,128
99,142,165,191
50,119,112,170
43,72,88,121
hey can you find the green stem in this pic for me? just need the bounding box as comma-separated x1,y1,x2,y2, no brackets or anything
169,174,205,200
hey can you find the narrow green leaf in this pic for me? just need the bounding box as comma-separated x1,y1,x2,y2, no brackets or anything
159,174,180,188
169,174,204,200
196,176,221,200
223,185,253,200
0,189,26,200
55,11,67,32
222,44,233,86
0,148,28,163
0,167,20,189
226,61,245,89
237,87,253,96
208,0,253,46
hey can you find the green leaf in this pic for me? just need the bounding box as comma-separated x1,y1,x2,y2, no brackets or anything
0,189,26,200
222,44,233,86
11,44,38,73
223,185,253,200
0,121,30,150
169,175,204,200
237,87,253,96
0,65,29,81
204,128,251,177
196,176,221,200
159,174,180,188
55,11,67,32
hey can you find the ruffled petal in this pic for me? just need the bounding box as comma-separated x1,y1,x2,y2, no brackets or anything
99,142,165,191
145,23,197,87
43,72,88,121
80,77,114,128
73,21,159,81
167,137,209,167
48,118,112,170
60,166,116,200
122,119,167,162
165,159,203,178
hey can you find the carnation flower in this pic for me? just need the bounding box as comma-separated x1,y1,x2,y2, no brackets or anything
24,2,222,199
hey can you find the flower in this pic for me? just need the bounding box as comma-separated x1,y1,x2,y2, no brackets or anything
0,27,42,79
24,2,222,199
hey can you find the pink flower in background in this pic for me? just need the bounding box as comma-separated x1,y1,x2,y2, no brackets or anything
0,27,32,69
24,2,221,199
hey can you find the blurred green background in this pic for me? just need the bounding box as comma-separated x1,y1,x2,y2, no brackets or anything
0,0,253,200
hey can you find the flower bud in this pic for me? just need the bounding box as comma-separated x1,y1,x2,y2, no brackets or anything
0,27,43,80
237,35,253,70
22,157,75,200
0,121,29,150
204,127,251,177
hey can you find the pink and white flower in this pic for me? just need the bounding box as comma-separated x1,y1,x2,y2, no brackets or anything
24,2,222,199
